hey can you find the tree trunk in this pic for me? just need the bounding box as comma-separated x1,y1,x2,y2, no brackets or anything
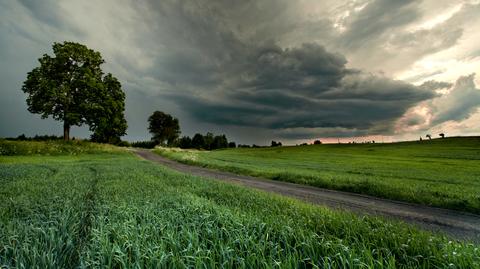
63,122,70,141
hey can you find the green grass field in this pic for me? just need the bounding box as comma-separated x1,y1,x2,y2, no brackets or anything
1,141,479,268
154,137,480,214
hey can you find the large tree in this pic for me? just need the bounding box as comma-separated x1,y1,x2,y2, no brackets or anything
148,111,180,145
88,74,128,143
22,41,127,141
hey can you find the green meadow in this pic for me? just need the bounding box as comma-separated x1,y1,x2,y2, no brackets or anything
1,140,479,268
154,137,480,214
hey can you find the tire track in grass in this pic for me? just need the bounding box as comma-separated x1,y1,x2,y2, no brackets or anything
68,166,99,268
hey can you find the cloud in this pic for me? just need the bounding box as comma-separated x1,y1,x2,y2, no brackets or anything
1,0,479,143
338,0,420,50
339,1,479,75
430,74,480,124
419,80,453,91
168,42,435,135
395,74,480,133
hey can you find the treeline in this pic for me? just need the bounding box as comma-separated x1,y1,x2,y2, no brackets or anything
177,133,235,150
5,134,64,141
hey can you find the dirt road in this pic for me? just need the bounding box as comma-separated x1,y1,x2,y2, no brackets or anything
134,149,480,241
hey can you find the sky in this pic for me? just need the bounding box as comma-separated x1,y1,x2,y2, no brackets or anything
1,0,480,145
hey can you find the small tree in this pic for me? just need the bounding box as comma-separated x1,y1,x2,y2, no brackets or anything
271,141,282,147
191,133,205,149
148,111,180,145
22,41,111,140
426,134,432,140
203,132,214,150
439,133,445,138
313,140,322,145
228,141,236,148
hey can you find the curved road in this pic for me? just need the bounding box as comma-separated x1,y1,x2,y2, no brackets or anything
134,149,480,241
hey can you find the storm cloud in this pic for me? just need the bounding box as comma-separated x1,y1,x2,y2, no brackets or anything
168,43,435,135
1,0,480,143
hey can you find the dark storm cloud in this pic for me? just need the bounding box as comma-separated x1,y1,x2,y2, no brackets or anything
167,42,435,133
129,0,444,138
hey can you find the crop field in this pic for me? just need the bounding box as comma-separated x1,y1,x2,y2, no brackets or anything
1,141,479,268
154,137,480,214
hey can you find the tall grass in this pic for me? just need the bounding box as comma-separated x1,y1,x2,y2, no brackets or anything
0,139,123,156
1,151,479,268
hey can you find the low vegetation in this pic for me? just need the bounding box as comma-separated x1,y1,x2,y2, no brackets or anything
154,137,480,214
0,139,122,156
1,140,479,268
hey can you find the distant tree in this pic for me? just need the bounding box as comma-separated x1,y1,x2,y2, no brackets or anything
148,111,180,145
212,135,228,149
203,132,214,150
228,141,236,148
22,41,124,140
89,74,127,143
271,141,282,147
178,136,192,149
17,134,27,141
313,140,322,145
439,133,445,138
426,134,432,140
191,133,205,149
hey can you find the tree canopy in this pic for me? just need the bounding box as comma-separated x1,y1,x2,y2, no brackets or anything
88,74,128,143
180,132,232,150
191,133,205,149
22,41,127,141
148,111,180,145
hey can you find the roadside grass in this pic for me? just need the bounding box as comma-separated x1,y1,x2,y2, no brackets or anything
0,139,123,156
0,143,479,268
153,137,480,214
